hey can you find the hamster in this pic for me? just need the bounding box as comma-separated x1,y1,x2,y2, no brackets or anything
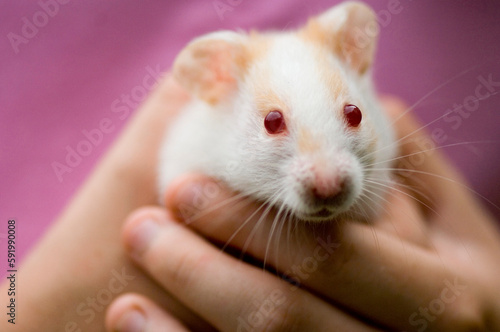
159,1,397,223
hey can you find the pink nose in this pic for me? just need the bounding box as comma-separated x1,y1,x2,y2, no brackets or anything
311,176,345,201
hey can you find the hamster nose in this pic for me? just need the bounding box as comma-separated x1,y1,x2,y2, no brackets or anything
311,179,344,200
309,175,348,205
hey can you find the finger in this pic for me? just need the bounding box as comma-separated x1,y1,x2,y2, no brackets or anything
166,173,429,249
381,96,496,237
381,96,473,210
166,175,465,331
106,293,192,332
122,207,383,332
371,183,429,246
105,73,190,200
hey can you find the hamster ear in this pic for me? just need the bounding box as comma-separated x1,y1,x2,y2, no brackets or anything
305,2,379,74
173,31,248,105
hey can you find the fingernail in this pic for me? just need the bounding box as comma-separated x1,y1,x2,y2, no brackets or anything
126,219,160,257
115,309,146,332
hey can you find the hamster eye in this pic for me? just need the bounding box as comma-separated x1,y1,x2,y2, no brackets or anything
264,110,286,134
344,104,362,127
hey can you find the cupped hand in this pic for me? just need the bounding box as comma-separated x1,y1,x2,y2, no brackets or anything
107,98,500,331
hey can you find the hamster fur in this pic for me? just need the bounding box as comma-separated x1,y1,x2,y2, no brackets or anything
159,1,397,222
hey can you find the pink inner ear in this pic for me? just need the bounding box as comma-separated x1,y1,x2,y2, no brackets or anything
304,3,378,75
337,4,378,75
212,49,234,82
174,39,244,105
201,47,240,104
339,20,377,74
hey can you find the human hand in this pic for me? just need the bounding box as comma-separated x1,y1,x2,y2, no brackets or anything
106,97,500,332
0,74,220,331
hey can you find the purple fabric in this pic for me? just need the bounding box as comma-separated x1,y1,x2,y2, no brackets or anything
1,0,499,266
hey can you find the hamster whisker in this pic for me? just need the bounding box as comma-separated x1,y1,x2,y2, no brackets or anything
362,83,481,164
363,177,464,263
361,113,441,163
235,196,278,257
349,199,372,221
388,65,478,128
363,179,471,267
183,189,257,226
364,178,440,218
362,140,497,168
263,190,290,270
369,168,500,212
268,207,290,273
383,179,434,207
361,183,432,259
220,195,271,254
239,188,287,262
366,172,476,261
354,186,389,251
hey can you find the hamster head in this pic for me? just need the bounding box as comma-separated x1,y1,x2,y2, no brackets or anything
172,2,396,222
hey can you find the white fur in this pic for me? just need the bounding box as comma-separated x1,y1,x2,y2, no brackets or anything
159,4,396,222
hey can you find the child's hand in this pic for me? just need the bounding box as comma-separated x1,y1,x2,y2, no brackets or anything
0,74,218,332
106,98,500,331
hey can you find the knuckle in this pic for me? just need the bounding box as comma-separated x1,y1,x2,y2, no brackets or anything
442,295,486,332
315,238,353,279
166,247,213,290
254,292,308,332
446,315,485,332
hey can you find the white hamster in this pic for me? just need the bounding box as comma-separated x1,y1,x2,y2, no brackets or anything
159,1,397,222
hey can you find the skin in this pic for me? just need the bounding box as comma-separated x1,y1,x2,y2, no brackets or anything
3,74,499,331
106,85,500,330
0,75,214,332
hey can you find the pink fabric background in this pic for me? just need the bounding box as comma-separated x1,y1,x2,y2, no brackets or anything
1,0,499,268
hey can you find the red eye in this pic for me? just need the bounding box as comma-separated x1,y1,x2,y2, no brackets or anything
344,104,362,127
264,110,286,134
